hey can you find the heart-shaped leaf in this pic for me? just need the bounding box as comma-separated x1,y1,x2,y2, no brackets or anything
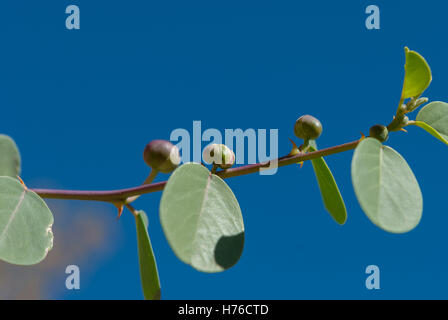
351,138,422,233
160,163,244,273
0,135,21,178
309,141,347,225
135,210,161,300
0,176,54,265
414,101,448,145
402,47,432,99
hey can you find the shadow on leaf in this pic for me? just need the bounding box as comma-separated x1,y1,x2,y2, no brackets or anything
214,232,245,270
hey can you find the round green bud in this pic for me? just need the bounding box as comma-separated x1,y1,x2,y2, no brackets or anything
143,140,181,173
294,115,323,140
401,116,409,127
398,103,408,114
202,144,235,169
369,124,389,142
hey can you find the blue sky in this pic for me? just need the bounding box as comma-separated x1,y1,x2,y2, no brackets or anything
1,0,448,299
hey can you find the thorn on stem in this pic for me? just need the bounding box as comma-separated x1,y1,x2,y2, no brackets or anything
114,203,124,220
288,138,300,156
360,132,366,141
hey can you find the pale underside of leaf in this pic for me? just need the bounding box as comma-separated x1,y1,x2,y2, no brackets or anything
0,176,53,265
0,134,21,178
160,163,244,273
351,138,422,233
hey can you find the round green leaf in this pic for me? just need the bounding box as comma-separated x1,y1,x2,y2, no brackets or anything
160,162,244,273
351,138,422,233
0,176,54,265
415,101,448,145
135,210,161,300
309,141,347,225
0,134,21,178
402,47,432,99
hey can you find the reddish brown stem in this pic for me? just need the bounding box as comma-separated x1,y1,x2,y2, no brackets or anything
32,139,360,203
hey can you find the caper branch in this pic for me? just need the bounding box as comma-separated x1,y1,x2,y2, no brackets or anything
29,100,421,214
30,109,419,212
31,139,360,204
0,46,438,300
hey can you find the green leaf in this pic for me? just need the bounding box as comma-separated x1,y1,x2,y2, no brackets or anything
414,101,448,145
402,47,432,99
0,176,53,265
0,134,21,177
412,121,448,146
139,209,150,228
308,141,347,225
160,162,244,273
135,210,161,300
351,138,422,233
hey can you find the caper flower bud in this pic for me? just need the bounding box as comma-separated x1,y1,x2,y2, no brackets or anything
202,144,235,169
294,115,323,140
369,124,389,142
143,140,181,173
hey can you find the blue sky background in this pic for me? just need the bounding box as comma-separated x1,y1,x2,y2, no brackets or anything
1,0,448,299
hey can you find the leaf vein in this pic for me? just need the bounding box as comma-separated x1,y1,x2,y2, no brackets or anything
0,187,27,243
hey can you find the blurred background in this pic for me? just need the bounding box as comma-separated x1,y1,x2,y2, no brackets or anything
1,0,448,299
